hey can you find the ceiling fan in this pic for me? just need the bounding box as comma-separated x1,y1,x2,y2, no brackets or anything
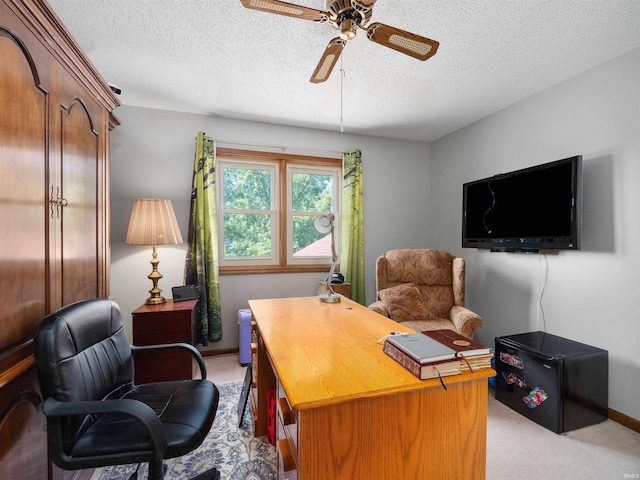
239,0,439,83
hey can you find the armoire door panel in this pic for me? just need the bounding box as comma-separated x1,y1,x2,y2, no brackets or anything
0,29,48,355
60,99,100,305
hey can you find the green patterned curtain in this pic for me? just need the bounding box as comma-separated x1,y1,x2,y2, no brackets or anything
341,149,365,305
184,132,222,344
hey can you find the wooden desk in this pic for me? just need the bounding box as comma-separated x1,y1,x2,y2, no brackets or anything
249,296,493,480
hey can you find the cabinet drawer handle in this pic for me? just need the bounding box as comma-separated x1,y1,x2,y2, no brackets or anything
278,397,296,426
250,342,258,354
278,439,297,472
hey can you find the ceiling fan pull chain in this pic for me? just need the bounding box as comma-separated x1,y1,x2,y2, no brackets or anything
340,54,345,133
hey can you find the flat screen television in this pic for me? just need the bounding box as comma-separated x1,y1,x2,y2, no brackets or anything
462,155,582,252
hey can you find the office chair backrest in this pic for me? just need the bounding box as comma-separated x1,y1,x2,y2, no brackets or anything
34,299,134,454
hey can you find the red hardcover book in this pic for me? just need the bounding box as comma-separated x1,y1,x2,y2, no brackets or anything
421,329,492,358
382,340,461,380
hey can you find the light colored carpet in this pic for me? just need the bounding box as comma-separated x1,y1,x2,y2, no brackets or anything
487,392,640,480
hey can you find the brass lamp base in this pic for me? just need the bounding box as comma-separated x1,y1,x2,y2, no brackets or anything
145,293,166,305
145,245,166,305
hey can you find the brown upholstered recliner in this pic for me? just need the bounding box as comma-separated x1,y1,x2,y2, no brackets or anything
368,249,482,339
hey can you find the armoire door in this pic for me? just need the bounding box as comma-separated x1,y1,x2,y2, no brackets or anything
58,98,102,306
0,24,49,359
0,23,50,480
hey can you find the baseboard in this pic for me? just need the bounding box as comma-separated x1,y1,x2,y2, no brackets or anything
609,408,640,433
200,347,239,357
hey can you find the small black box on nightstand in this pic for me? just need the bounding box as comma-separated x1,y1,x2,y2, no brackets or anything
172,284,198,302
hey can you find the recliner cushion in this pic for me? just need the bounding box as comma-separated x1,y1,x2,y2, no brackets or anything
378,283,432,323
383,249,455,286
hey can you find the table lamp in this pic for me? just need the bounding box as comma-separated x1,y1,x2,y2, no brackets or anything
125,198,183,305
314,213,341,303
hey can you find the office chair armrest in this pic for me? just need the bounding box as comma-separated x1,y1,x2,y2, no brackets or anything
131,342,207,379
42,397,168,459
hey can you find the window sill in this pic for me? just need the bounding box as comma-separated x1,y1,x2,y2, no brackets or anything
219,265,336,276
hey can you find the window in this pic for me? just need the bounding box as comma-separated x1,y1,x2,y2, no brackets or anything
216,148,342,274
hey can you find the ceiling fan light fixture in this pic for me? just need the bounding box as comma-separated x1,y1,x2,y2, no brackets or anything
339,18,357,40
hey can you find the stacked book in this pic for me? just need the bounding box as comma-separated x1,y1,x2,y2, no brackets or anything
382,329,493,380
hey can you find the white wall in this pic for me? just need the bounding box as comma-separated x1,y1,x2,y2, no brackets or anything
110,109,432,352
430,48,640,421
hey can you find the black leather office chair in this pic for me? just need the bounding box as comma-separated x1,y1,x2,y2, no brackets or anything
33,298,220,480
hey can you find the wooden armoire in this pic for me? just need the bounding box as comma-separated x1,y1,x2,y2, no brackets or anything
0,1,119,479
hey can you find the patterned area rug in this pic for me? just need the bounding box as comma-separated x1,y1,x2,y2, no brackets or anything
90,381,276,480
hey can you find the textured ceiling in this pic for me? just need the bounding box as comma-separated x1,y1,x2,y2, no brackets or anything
47,0,640,142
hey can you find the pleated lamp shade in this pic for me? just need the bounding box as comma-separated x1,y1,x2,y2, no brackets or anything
125,198,183,246
125,198,183,304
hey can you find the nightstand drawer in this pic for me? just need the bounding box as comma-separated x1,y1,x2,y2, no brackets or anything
133,315,190,336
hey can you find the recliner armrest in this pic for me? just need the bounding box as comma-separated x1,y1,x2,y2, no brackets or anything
450,306,483,340
131,342,207,379
43,397,167,464
368,300,389,317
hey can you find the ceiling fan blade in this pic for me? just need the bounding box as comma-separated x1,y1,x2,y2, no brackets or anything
309,38,346,83
366,22,439,61
240,0,326,22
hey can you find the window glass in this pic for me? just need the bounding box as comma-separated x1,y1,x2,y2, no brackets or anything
223,213,273,259
217,149,341,273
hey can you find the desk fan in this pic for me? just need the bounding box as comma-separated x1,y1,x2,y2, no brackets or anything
314,213,341,303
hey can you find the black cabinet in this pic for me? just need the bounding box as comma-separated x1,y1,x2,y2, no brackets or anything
495,331,608,434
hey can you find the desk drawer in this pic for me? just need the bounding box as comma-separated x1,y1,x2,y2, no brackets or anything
251,327,259,386
277,422,298,480
277,382,299,454
277,381,299,479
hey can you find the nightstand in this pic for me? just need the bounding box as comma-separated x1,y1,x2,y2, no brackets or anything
317,281,351,298
132,299,198,384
